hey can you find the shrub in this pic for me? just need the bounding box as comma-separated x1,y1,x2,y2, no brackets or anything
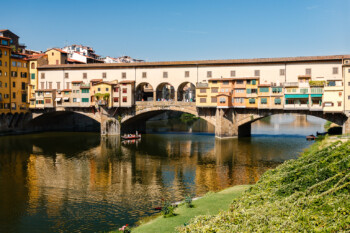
161,200,176,218
184,195,194,208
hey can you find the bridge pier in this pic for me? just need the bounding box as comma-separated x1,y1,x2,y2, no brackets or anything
215,108,238,138
101,116,120,136
342,116,350,135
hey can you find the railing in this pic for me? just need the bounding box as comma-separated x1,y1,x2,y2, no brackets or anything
136,101,196,107
196,83,208,88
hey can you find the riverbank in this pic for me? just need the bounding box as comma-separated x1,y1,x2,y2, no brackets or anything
129,185,251,233
179,138,350,232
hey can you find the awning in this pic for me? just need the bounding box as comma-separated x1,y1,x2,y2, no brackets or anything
311,94,323,98
63,97,69,101
285,94,309,99
55,98,62,101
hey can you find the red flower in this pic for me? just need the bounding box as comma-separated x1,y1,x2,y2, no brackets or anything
126,224,129,227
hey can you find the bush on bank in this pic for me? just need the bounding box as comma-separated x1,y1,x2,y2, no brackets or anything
179,140,350,232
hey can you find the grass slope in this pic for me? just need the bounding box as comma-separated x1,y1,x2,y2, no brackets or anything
179,140,350,232
132,185,250,233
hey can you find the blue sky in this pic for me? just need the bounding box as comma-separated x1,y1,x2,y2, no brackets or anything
1,0,349,61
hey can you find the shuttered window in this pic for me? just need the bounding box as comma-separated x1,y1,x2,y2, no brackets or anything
259,87,269,92
249,98,255,104
260,98,267,104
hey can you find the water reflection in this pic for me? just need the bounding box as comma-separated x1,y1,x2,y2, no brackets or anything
0,127,317,232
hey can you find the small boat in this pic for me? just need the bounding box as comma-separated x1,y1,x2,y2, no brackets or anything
121,134,141,140
316,131,328,136
306,135,317,141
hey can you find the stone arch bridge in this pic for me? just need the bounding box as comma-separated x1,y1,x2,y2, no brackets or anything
19,101,350,138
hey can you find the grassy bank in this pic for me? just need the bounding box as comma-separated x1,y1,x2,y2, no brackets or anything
179,139,350,232
131,185,251,233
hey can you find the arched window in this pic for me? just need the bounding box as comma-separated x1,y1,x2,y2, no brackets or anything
31,62,35,69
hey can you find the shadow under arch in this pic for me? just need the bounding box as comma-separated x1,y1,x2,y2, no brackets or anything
136,82,154,101
177,82,196,102
27,111,101,133
121,109,215,134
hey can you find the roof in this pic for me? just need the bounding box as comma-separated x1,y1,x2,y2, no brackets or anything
37,54,350,70
80,86,90,89
46,48,69,54
258,84,271,87
72,81,83,83
67,58,85,64
298,75,312,79
0,36,11,40
27,53,47,60
119,80,135,84
209,77,259,81
62,89,72,91
35,89,56,92
90,79,103,82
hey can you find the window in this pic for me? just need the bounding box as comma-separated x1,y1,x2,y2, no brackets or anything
1,40,8,46
82,89,89,93
235,89,244,93
12,82,15,88
106,88,109,91
212,81,217,84
12,61,16,66
66,82,70,89
114,87,119,92
142,72,147,78
235,97,244,103
219,97,226,103
97,88,101,91
333,67,338,74
211,97,217,103
249,98,255,104
4,62,7,67
12,92,16,99
207,71,212,78
48,82,52,89
328,81,336,86
348,96,350,100
57,82,60,89
211,88,218,93
17,62,21,67
113,97,119,102
300,88,308,94
0,81,1,87
31,73,35,80
122,72,126,79
348,69,350,73
83,73,87,79
41,73,45,79
73,98,77,103
123,97,127,102
280,69,285,76
272,87,282,93
0,60,2,66
254,70,260,76
230,70,236,77
21,82,25,90
102,72,107,78
200,98,206,103
41,82,44,89
311,88,322,93
259,87,269,92
275,98,281,105
223,81,229,85
348,82,350,86
45,99,51,104
305,68,311,75
260,98,267,104
123,88,127,93
65,73,69,79
163,72,168,78
252,80,257,85
200,89,206,93
339,92,342,96
236,80,243,85
31,63,35,69
82,98,89,103
338,101,342,107
11,103,16,110
185,71,190,77
0,70,2,76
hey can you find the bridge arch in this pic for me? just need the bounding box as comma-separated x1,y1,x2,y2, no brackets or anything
136,82,154,101
156,82,175,101
27,110,101,132
177,82,196,102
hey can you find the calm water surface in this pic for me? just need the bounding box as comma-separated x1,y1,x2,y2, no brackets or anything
0,114,325,232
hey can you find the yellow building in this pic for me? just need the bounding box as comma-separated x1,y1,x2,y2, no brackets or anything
257,84,270,109
245,78,259,108
45,48,68,65
90,80,114,108
0,36,11,113
28,54,48,109
10,54,29,112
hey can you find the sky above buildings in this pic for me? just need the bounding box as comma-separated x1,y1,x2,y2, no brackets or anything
1,0,349,61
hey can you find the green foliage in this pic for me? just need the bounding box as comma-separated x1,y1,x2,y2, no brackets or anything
324,121,332,131
184,195,194,208
162,200,176,218
309,80,325,86
94,93,103,99
103,93,110,100
180,113,199,124
179,140,350,232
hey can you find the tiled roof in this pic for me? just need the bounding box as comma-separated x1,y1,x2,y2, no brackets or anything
209,77,259,81
90,79,103,82
67,58,85,64
119,80,135,84
62,89,72,91
46,48,69,54
72,81,83,83
38,54,350,70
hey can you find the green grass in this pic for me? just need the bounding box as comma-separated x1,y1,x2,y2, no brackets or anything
179,139,350,232
130,185,251,233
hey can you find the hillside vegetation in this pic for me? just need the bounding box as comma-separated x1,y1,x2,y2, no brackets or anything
179,140,350,232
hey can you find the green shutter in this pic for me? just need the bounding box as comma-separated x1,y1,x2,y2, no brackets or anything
82,98,89,102
275,98,281,104
31,73,35,80
252,80,256,85
82,89,89,93
246,88,251,94
249,98,255,104
260,87,269,92
261,98,267,104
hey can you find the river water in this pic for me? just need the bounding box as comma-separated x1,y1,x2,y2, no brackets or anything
0,114,325,233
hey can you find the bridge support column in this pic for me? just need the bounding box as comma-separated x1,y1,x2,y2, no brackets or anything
215,108,238,138
342,116,350,135
153,91,156,102
101,116,120,136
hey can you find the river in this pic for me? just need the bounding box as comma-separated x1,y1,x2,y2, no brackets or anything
0,114,325,232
